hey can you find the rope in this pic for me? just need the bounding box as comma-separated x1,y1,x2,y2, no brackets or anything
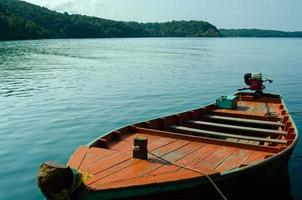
264,111,280,120
148,151,228,200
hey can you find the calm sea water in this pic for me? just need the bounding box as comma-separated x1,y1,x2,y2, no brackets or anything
0,38,301,199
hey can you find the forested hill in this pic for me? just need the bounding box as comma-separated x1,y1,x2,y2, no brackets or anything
0,0,221,40
2,0,301,41
220,29,302,37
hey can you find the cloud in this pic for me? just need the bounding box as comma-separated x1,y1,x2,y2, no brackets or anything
23,0,109,16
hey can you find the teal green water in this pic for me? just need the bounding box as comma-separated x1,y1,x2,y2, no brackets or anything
0,38,301,199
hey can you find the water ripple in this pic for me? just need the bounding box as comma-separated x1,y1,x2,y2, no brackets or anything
0,38,302,200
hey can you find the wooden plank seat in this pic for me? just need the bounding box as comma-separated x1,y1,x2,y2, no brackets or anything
208,110,282,121
170,125,286,144
135,127,281,153
187,120,287,136
205,115,284,127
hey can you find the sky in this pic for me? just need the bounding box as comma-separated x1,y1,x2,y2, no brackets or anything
23,0,302,31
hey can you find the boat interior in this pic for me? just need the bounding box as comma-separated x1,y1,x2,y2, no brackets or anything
67,92,297,191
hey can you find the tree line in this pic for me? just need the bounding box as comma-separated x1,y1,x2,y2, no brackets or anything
220,29,302,37
0,0,220,40
1,0,301,41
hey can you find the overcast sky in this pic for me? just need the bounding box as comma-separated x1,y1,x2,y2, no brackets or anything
23,0,302,31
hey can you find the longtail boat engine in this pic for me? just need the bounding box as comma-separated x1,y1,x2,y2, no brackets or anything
238,72,273,97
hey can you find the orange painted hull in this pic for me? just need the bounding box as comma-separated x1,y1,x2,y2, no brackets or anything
67,92,298,200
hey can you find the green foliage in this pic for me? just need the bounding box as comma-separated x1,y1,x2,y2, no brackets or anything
0,0,220,40
143,20,221,37
0,5,48,40
220,29,302,37
1,0,301,40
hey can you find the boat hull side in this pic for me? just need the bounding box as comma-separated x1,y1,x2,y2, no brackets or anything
84,146,295,200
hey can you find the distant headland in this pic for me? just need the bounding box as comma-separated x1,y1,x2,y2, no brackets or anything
220,29,302,37
0,0,301,41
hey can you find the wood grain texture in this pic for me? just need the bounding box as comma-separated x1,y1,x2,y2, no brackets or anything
194,146,237,170
244,151,273,164
161,142,204,163
215,149,253,171
176,144,220,167
79,148,117,170
94,169,202,190
67,146,89,169
93,154,166,186
151,139,190,157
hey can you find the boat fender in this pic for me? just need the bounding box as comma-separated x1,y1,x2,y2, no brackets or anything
37,161,90,200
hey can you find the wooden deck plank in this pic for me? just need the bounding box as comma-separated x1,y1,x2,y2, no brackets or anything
151,139,191,157
79,148,117,170
108,140,131,151
211,100,281,120
83,151,133,173
110,132,174,151
244,151,272,164
93,154,166,186
82,133,174,171
83,135,177,176
205,115,284,127
144,142,206,176
67,146,89,169
215,149,253,172
170,125,286,144
94,169,202,190
86,137,178,185
109,133,138,151
90,137,210,187
86,158,139,185
161,142,205,163
176,144,220,167
194,146,237,170
239,101,276,115
188,120,287,135
147,137,176,151
146,164,180,176
238,95,281,103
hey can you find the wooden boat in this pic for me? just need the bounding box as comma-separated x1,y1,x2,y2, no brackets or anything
58,92,298,200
